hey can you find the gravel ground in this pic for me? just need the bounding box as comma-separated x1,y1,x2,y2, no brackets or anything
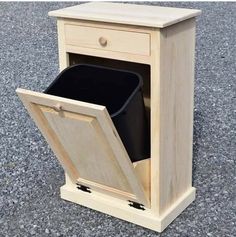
0,2,235,237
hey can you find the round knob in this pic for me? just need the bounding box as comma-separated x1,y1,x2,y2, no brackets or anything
52,104,62,112
99,37,107,47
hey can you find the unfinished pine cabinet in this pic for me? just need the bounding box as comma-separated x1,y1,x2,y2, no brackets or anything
16,2,201,232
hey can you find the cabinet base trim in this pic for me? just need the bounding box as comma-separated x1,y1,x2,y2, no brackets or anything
60,182,196,232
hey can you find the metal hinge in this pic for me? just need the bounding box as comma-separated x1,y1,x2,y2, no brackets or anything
128,200,145,210
76,183,91,193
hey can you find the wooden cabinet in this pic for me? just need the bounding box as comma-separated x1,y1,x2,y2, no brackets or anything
16,2,201,232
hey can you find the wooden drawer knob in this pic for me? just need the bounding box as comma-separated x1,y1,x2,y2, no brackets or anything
99,37,107,47
52,104,62,112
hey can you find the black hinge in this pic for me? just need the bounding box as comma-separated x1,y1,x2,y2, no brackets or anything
128,201,145,210
76,183,91,193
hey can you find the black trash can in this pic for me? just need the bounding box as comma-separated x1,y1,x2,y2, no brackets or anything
44,64,150,162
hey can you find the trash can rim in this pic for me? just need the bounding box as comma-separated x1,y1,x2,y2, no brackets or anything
48,63,144,117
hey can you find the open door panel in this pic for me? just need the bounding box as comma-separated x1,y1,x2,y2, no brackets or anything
16,88,149,207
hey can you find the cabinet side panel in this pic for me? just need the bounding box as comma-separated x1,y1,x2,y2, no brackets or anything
159,19,196,214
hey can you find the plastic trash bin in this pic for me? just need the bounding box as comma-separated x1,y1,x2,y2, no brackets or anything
44,64,150,162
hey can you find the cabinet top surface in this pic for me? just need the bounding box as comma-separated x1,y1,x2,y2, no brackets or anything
48,2,201,28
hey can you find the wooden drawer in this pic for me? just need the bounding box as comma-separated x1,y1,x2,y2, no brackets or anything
64,24,150,56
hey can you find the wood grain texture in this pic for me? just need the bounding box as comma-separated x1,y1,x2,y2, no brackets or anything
62,175,196,232
133,159,150,199
59,19,152,64
57,18,151,65
157,18,196,215
16,88,149,206
49,2,201,28
64,24,150,56
66,44,151,65
57,19,69,71
150,28,161,214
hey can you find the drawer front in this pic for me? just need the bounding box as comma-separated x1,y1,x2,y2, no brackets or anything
16,88,149,207
64,24,150,56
